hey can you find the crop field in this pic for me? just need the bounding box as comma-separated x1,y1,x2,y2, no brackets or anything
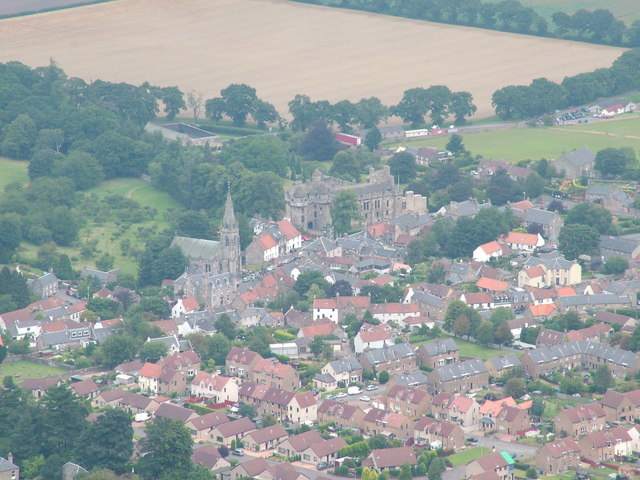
396,124,640,163
484,0,640,25
0,157,28,192
0,0,624,120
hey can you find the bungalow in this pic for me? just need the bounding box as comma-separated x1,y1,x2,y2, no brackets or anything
20,377,60,398
210,417,256,447
242,424,288,452
230,457,270,480
466,452,515,480
276,430,324,458
192,445,231,474
118,392,160,415
535,438,580,475
473,241,505,263
300,437,347,465
155,403,199,423
364,447,417,472
414,417,465,451
70,379,100,400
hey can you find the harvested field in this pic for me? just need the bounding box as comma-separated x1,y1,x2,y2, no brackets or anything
0,0,625,119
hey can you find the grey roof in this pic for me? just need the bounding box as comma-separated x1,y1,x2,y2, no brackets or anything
524,208,556,226
148,335,180,350
526,340,637,368
392,371,428,387
180,310,217,332
170,236,220,261
357,258,390,269
313,373,336,383
93,326,113,343
586,184,615,196
302,237,338,254
360,343,415,365
328,358,362,374
558,294,631,307
556,147,595,167
412,291,444,307
81,268,120,283
421,338,458,356
41,330,74,346
457,200,481,217
487,354,522,371
434,359,488,381
600,236,639,254
351,181,396,196
525,252,573,270
450,262,471,275
390,213,431,230
0,457,18,473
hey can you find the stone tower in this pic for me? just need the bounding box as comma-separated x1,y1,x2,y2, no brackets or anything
219,188,242,277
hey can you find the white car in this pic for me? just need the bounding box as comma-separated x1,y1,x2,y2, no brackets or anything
336,392,348,398
366,385,377,391
359,395,371,402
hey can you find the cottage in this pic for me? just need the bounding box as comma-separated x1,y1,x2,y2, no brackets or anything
192,445,231,473
210,417,256,447
503,232,544,252
473,241,505,263
300,437,347,465
364,447,417,471
186,412,230,442
276,430,324,458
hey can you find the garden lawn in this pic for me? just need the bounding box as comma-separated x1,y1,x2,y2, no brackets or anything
410,336,509,360
394,126,640,163
448,446,492,467
0,360,65,379
0,157,28,191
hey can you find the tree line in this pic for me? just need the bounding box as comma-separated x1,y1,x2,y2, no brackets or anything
291,0,640,47
492,49,640,119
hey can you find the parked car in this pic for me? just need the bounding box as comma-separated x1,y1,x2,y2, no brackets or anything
359,395,371,402
317,462,329,470
466,437,478,443
336,392,348,398
232,449,244,456
366,384,377,391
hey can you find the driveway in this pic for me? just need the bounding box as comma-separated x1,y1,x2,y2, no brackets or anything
475,436,538,458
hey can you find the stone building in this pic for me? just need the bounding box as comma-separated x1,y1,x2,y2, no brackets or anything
285,167,427,233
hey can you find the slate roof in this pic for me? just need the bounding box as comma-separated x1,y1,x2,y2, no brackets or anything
420,338,458,356
327,357,362,374
244,424,288,445
171,236,220,260
600,236,639,254
486,354,521,372
434,359,488,382
391,371,428,387
526,340,637,368
558,294,631,307
524,208,556,226
556,147,595,167
359,343,414,365
412,291,444,307
0,457,18,473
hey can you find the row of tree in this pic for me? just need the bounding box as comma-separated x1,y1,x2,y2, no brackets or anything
293,0,640,47
492,49,640,119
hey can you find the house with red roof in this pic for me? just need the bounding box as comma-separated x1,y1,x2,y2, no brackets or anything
225,346,264,379
246,233,279,264
414,417,464,450
473,241,505,263
277,219,302,252
171,296,200,318
297,320,345,340
535,438,580,475
524,303,557,321
138,362,187,395
476,277,509,292
190,371,239,403
518,265,546,288
503,232,544,252
250,357,300,390
313,296,371,323
353,323,394,353
370,302,420,323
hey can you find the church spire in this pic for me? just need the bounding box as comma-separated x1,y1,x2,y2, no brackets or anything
222,184,238,230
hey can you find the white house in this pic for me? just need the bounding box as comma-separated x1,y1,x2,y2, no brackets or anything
503,232,544,252
472,241,504,263
171,296,199,319
354,323,394,354
277,219,302,253
190,371,239,403
370,303,420,323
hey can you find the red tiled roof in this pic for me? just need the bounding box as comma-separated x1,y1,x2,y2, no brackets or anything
300,321,337,339
370,303,419,315
257,233,277,250
357,323,393,343
462,292,493,305
314,296,370,309
556,286,576,297
277,219,301,240
181,296,199,312
480,397,517,417
476,277,509,292
505,231,539,246
139,362,163,379
525,266,545,278
451,395,474,413
479,241,502,255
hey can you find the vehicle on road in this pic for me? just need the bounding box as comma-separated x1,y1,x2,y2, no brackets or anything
466,437,478,443
232,449,244,456
336,392,348,398
317,462,329,470
366,384,377,391
359,395,371,402
347,386,362,395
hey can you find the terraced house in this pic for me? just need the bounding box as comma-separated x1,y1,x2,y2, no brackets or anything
599,389,640,423
427,359,489,394
417,338,459,369
554,404,607,438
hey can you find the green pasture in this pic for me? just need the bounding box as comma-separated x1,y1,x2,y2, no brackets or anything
0,157,28,192
395,125,640,163
0,360,65,379
564,115,640,137
447,446,493,466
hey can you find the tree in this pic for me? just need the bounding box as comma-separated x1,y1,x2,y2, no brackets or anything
476,321,494,346
218,83,257,126
330,151,361,182
187,90,204,119
158,86,185,120
605,256,629,275
331,189,361,236
29,149,63,180
295,270,329,297
355,97,388,128
298,121,342,161
253,99,279,127
446,134,466,157
327,280,353,298
361,467,379,480
1,114,37,158
427,457,445,480
309,336,332,359
595,147,631,178
41,384,90,457
449,91,477,123
486,169,516,205
389,151,417,183
565,203,612,234
444,300,467,332
524,172,545,198
36,128,64,152
238,403,257,418
394,88,429,126
593,364,614,393
214,314,237,340
531,397,544,417
364,126,382,151
332,100,356,131
398,463,412,480
378,370,389,384
423,85,452,125
560,377,585,395
453,315,471,338
78,408,134,473
139,418,194,480
504,378,526,399
494,322,514,347
558,224,599,260
139,342,168,363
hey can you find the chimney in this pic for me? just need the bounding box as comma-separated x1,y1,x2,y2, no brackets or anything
7,453,13,464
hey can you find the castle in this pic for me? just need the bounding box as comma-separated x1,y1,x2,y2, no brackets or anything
285,166,427,233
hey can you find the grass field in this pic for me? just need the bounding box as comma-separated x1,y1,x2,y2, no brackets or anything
396,123,640,163
0,360,65,379
0,157,28,192
448,446,493,466
484,0,640,25
564,115,640,137
0,0,624,120
411,336,507,360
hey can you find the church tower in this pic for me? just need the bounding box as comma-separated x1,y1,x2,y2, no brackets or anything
219,187,242,277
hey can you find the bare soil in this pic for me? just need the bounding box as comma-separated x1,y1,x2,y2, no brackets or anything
0,0,625,119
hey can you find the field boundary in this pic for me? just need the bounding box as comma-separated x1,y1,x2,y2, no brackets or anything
0,0,115,19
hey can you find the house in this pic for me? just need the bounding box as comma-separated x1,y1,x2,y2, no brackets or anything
417,338,459,369
427,359,489,394
300,437,347,465
20,377,60,398
320,358,363,387
276,430,324,458
154,403,199,423
358,343,416,375
251,357,300,390
579,427,633,462
554,404,607,438
354,323,394,353
230,457,270,480
599,236,640,261
503,232,545,252
257,463,309,480
117,392,160,415
414,417,464,451
370,303,420,324
317,399,366,430
92,388,126,408
383,384,432,417
242,424,288,452
313,296,371,323
518,266,547,288
190,372,239,403
431,393,480,428
466,452,515,480
494,406,530,435
484,354,522,376
594,311,636,331
587,186,631,211
364,447,417,471
70,379,100,400
238,383,317,425
226,347,263,379
0,455,19,480
298,321,346,342
522,209,564,242
535,438,580,475
210,417,256,447
473,241,505,263
599,389,640,423
192,445,231,474
552,147,595,179
27,271,58,298
476,277,509,292
171,297,199,319
480,397,518,425
186,411,230,442
158,350,201,375
536,328,565,347
246,233,279,264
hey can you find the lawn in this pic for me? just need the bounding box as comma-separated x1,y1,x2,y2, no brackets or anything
411,336,509,360
447,446,493,467
0,157,28,191
564,115,640,137
0,360,65,379
395,125,640,163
